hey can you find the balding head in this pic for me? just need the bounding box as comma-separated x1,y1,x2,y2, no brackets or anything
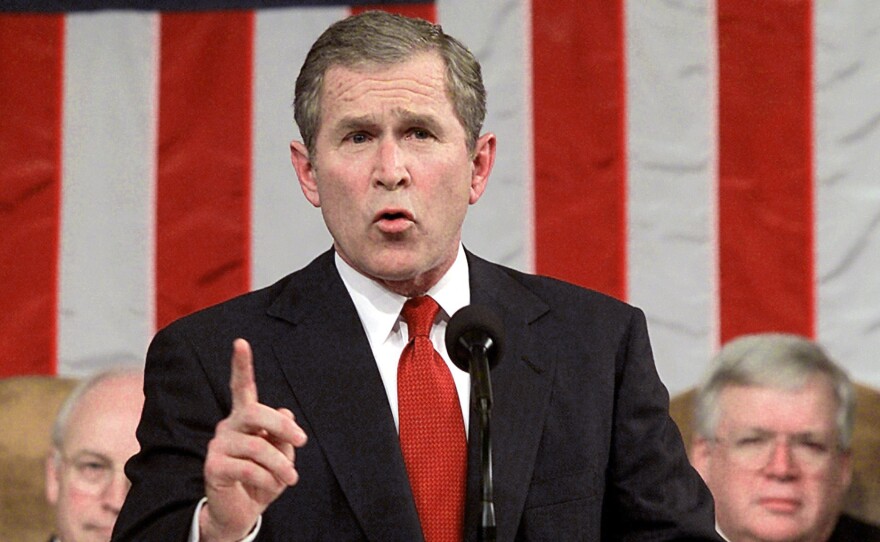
45,368,144,542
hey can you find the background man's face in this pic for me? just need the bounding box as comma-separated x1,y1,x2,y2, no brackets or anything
693,376,852,542
46,375,143,542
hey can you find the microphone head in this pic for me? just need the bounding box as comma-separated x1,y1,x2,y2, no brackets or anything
445,304,505,372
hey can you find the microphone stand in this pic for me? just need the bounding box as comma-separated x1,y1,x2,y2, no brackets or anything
468,340,496,542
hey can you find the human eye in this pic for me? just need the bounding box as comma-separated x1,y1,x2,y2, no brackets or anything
734,433,769,449
408,127,434,140
346,132,371,145
73,455,112,482
735,435,762,445
795,436,831,455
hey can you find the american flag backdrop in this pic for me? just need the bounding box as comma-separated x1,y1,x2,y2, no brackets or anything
1,1,879,396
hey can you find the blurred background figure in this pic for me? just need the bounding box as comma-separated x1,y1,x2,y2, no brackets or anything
44,368,144,542
690,333,880,542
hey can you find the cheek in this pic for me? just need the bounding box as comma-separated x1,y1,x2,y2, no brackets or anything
60,486,100,514
804,471,845,510
56,489,99,538
707,461,752,506
431,165,473,211
317,181,361,226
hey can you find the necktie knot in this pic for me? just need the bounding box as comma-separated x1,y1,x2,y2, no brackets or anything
401,296,440,339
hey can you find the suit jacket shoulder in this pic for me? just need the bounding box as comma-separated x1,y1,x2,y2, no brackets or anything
464,252,720,541
829,514,880,541
115,249,423,541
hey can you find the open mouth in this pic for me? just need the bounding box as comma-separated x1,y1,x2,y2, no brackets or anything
380,210,410,221
375,209,414,233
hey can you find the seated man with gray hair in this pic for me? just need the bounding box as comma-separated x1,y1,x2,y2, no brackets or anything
690,333,880,542
45,368,143,542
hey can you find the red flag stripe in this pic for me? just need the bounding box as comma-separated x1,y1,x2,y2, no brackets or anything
717,0,815,342
155,11,254,329
350,4,437,22
532,0,628,300
0,15,65,376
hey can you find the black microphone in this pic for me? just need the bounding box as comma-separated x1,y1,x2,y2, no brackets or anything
445,304,504,403
445,305,504,542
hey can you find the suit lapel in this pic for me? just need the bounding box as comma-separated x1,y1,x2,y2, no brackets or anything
465,253,555,542
266,251,422,541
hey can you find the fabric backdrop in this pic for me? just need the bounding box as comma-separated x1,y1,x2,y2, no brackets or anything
1,0,878,396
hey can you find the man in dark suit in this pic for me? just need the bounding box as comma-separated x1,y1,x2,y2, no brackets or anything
113,10,720,541
689,333,880,542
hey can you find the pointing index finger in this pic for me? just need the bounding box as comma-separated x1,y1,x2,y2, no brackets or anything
230,338,258,410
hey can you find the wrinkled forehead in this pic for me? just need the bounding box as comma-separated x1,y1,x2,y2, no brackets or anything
318,53,451,114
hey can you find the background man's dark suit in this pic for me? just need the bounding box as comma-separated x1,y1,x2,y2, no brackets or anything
829,514,880,541
113,250,720,540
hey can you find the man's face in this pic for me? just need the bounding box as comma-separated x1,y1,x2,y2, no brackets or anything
45,375,143,542
692,376,852,542
291,51,495,296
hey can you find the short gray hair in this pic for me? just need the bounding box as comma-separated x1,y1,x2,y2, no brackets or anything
294,10,487,155
51,366,143,450
693,333,855,449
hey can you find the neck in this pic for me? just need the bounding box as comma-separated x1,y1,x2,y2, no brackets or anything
335,244,461,298
377,266,448,297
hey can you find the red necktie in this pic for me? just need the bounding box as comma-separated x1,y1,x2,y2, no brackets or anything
398,296,467,542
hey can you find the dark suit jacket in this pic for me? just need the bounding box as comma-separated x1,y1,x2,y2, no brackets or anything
113,250,720,541
829,514,880,541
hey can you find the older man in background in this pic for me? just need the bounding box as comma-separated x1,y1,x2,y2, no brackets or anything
690,333,880,541
45,368,143,542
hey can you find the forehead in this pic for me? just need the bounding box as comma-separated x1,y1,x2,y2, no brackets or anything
716,377,839,433
319,52,453,122
64,377,143,452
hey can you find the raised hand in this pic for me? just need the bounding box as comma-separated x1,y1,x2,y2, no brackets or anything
199,338,308,541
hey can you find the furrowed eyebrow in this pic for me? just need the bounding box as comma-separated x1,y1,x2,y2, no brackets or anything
333,111,444,133
334,115,377,134
396,111,443,134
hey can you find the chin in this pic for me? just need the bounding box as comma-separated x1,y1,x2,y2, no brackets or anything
365,254,428,279
750,522,806,542
367,263,419,282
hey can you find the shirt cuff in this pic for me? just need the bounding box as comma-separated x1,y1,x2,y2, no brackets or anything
188,497,262,542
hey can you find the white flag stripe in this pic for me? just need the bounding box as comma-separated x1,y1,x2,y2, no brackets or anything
58,12,159,375
625,0,718,393
815,1,880,387
439,1,532,273
251,7,343,290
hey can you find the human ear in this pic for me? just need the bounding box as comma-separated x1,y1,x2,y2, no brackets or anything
45,450,60,505
838,449,854,491
468,133,497,205
290,140,321,207
690,436,712,481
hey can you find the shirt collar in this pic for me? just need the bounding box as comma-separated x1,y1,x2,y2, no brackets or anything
334,245,471,347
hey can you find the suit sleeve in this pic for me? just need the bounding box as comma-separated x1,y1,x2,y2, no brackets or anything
602,308,721,540
112,324,229,541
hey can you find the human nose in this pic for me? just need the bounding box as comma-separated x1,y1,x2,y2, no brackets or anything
762,437,799,478
101,469,131,512
372,138,410,190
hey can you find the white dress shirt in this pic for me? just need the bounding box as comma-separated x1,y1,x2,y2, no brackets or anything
335,245,472,433
189,246,472,541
